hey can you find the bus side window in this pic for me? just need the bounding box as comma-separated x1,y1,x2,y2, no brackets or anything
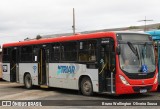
61,42,77,61
2,48,10,62
33,46,39,62
51,43,61,61
20,46,33,62
88,40,97,61
78,40,97,62
78,41,89,61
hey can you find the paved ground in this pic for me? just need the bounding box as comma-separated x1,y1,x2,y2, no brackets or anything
0,80,160,109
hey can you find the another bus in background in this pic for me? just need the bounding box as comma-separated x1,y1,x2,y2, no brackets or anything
146,30,160,84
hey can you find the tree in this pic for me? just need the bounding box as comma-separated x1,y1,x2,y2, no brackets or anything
157,25,160,29
128,26,138,29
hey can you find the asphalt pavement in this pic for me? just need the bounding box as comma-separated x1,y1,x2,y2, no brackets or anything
0,80,160,109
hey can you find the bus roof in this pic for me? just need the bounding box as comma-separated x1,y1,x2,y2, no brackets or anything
146,30,160,36
3,32,116,48
2,31,148,48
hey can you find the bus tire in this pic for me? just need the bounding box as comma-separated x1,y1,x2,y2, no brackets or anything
80,77,93,96
24,74,32,89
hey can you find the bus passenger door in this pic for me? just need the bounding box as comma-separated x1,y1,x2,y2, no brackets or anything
99,38,116,93
10,47,19,82
38,45,49,87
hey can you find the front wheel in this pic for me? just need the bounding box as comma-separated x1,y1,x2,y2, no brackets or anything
81,77,93,96
24,74,32,89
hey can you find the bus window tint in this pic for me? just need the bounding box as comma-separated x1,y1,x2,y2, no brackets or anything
51,43,61,61
88,40,97,61
78,40,97,62
20,46,33,62
61,42,77,61
3,48,10,62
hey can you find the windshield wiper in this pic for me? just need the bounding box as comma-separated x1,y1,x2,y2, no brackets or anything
127,42,139,59
127,42,142,72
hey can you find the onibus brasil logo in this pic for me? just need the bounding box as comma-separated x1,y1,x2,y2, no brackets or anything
57,65,76,75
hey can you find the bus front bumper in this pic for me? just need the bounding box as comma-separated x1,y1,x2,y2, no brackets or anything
116,83,158,95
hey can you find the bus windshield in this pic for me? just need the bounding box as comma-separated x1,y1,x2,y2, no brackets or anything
119,43,155,73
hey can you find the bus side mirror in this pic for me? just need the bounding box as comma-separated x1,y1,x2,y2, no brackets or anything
116,46,120,55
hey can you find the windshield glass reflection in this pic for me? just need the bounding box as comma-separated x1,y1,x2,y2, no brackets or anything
119,44,155,73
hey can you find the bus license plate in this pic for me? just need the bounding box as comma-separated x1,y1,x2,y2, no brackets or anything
140,89,147,93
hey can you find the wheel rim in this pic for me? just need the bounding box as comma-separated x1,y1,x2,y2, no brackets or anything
83,81,91,93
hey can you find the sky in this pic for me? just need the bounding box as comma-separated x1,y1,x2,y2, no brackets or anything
0,0,160,45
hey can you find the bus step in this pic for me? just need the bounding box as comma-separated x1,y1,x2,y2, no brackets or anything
101,91,115,94
40,85,49,88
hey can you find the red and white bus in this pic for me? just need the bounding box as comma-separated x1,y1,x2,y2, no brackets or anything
2,31,158,95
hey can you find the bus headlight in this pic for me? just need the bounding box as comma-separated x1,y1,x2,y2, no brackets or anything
154,73,158,84
119,75,130,85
